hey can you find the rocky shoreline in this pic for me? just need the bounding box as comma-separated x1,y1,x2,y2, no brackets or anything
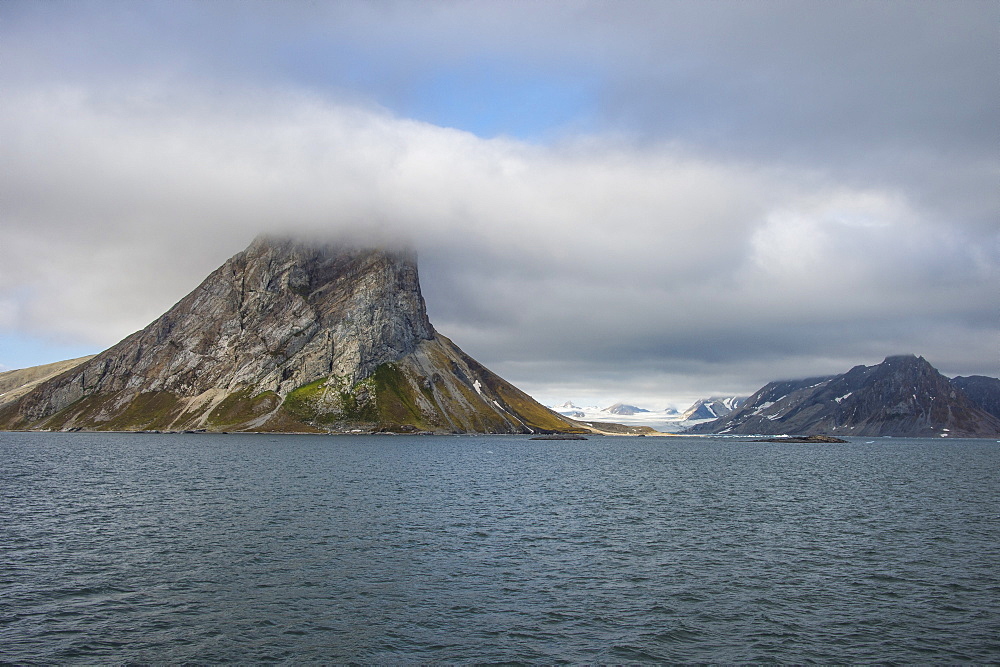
753,435,848,443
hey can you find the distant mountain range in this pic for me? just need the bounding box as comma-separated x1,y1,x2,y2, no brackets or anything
691,355,1000,438
548,356,1000,438
550,397,743,432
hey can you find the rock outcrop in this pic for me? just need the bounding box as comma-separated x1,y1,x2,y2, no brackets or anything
692,355,1000,438
0,236,585,434
0,356,94,406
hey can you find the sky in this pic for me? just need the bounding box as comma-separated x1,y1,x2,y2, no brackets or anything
1,0,998,410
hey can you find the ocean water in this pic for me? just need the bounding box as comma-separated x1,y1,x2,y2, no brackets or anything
1,432,998,663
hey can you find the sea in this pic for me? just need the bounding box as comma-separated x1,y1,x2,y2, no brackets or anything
1,431,998,664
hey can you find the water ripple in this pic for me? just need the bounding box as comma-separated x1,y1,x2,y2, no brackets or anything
1,432,998,663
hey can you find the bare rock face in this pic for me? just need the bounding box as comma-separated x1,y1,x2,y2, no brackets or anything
0,356,94,406
1,236,583,434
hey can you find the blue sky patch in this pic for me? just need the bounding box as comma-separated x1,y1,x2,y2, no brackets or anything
0,333,98,373
400,62,597,140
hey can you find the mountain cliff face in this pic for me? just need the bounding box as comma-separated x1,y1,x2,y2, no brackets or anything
0,236,583,434
692,355,1000,438
0,356,95,407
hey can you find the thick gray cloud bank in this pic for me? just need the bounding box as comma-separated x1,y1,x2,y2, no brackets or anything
1,0,997,408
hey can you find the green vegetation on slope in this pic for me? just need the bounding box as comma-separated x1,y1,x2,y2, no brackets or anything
206,390,280,427
102,392,185,431
283,373,382,427
0,341,589,435
371,363,436,430
36,391,185,431
281,363,446,432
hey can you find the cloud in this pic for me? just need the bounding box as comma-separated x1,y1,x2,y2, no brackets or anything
3,78,996,399
1,1,997,405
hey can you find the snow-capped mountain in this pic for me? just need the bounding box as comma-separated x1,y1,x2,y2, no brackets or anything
691,355,1000,437
603,402,650,415
680,396,746,421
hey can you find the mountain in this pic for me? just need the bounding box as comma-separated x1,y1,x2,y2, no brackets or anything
680,396,745,421
0,236,586,435
950,375,1000,421
0,356,95,406
692,355,1000,438
603,402,649,415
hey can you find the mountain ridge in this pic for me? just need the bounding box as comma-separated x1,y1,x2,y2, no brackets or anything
692,355,1000,437
603,402,649,416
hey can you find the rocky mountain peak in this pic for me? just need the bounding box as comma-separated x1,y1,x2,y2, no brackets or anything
680,396,745,421
694,355,1000,437
878,354,933,375
86,235,434,397
219,234,436,387
883,353,920,363
2,235,584,435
